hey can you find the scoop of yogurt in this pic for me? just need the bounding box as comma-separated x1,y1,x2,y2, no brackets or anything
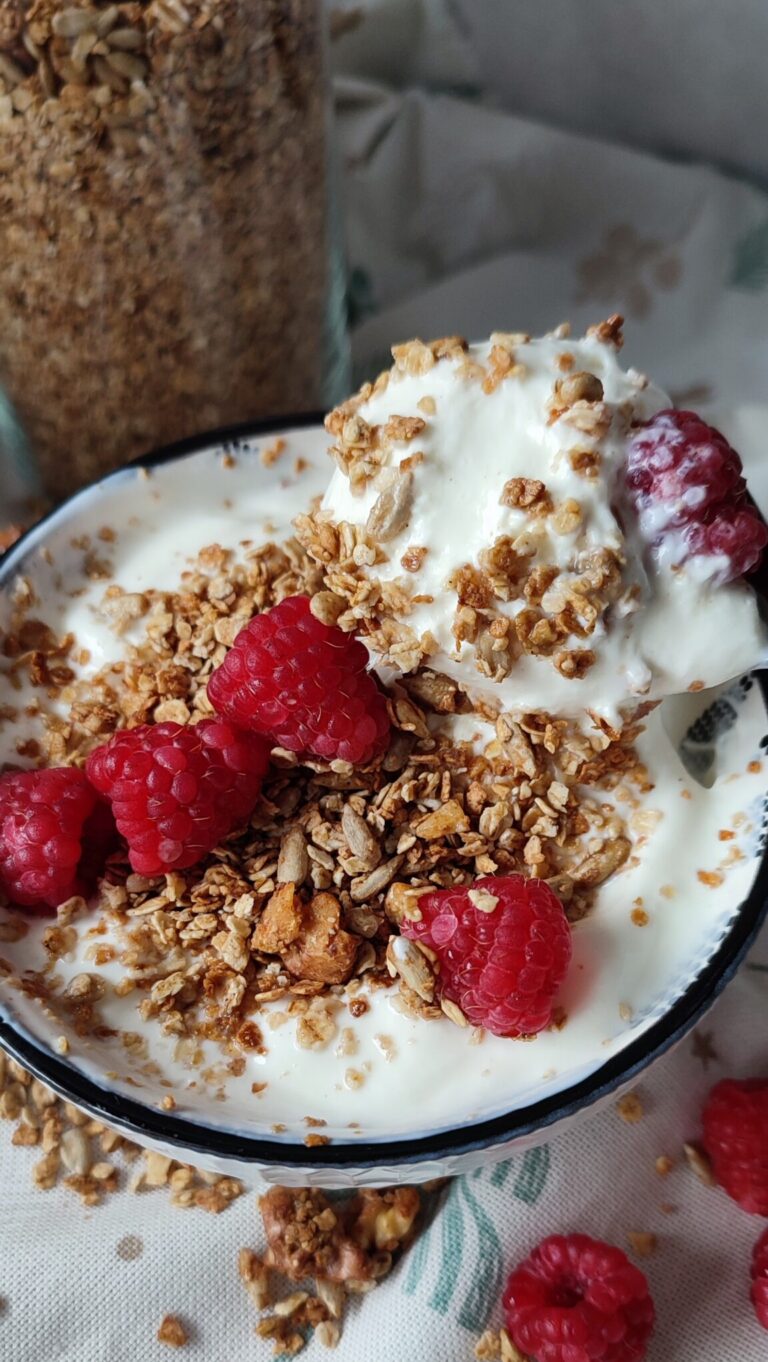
318,323,768,724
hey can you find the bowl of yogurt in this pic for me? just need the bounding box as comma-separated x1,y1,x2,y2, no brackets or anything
2,321,768,1188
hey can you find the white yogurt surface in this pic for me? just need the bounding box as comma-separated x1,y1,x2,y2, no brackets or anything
323,335,768,721
0,428,766,1145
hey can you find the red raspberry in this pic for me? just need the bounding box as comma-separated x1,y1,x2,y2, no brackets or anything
207,595,390,766
685,508,768,581
751,1228,768,1331
0,767,112,911
700,1077,768,1215
503,1233,655,1362
400,874,571,1037
86,719,270,875
625,409,766,583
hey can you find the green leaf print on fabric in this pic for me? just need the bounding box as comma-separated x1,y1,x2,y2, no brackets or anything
403,1220,433,1296
729,220,768,291
402,1150,552,1322
490,1159,514,1189
457,1180,504,1332
429,1183,466,1315
489,1146,551,1201
513,1145,551,1205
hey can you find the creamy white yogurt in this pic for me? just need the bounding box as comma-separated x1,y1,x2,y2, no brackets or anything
322,334,768,722
0,432,765,1145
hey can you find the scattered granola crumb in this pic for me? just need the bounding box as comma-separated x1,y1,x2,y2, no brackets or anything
261,439,287,468
655,1156,674,1178
697,870,725,888
627,1231,657,1258
660,884,676,899
54,1035,70,1055
157,1315,189,1349
631,907,649,926
474,1328,502,1360
683,1141,716,1187
500,1328,529,1362
617,1091,644,1124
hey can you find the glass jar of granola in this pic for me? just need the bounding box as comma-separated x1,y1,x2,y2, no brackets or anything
0,0,347,501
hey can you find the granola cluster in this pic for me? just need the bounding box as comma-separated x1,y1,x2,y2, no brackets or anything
0,526,648,1074
0,0,328,499
240,1183,423,1355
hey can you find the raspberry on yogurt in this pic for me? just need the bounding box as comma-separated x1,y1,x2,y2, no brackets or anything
626,409,768,584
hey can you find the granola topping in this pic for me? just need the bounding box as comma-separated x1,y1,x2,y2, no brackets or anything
318,325,767,722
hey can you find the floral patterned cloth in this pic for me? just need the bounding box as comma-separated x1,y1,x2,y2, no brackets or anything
3,19,768,1359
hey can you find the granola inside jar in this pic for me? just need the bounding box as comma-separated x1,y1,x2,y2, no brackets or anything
0,0,345,500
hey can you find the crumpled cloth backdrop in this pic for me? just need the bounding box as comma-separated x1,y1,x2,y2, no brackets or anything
3,3,768,1357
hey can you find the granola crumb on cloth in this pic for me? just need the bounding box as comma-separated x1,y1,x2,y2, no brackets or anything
235,1183,423,1353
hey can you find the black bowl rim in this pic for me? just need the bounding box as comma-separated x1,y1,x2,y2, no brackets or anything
1,416,767,1172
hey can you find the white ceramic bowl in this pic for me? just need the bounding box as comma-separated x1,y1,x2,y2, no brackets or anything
1,419,767,1187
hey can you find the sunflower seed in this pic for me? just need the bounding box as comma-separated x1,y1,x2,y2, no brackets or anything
386,936,435,1002
52,8,98,37
366,470,414,542
341,804,381,870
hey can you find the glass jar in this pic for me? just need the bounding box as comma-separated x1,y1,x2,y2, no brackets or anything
0,0,347,501
0,388,40,536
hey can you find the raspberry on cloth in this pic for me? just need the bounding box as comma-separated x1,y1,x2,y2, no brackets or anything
701,1077,768,1215
503,1232,655,1362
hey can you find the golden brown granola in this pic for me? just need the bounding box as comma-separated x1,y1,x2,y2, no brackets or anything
157,1315,189,1349
0,1045,245,1209
0,500,647,1058
242,1183,422,1353
0,0,328,499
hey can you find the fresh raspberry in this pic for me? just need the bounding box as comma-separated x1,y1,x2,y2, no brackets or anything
685,508,768,581
0,767,112,911
400,874,571,1037
700,1077,768,1214
625,409,766,583
207,595,390,766
86,719,270,875
503,1233,655,1362
751,1228,768,1331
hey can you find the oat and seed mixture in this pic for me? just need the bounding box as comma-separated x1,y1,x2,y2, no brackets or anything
0,1047,428,1355
239,1183,424,1354
0,0,329,499
0,518,649,1074
0,1043,245,1207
